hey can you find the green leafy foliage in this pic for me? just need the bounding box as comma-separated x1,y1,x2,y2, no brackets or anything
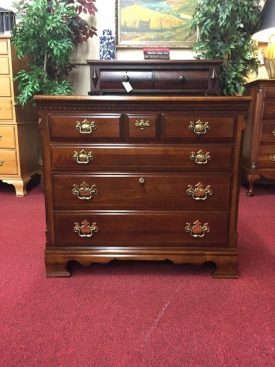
192,0,262,95
12,0,97,105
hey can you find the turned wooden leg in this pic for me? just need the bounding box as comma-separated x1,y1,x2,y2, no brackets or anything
212,258,238,279
246,173,260,197
46,263,71,277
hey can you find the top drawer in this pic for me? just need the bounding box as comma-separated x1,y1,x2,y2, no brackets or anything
163,113,235,139
0,40,9,55
49,113,122,140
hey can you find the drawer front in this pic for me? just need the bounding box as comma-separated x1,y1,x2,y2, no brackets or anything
262,101,275,120
100,70,153,91
0,149,17,174
126,114,158,139
261,121,275,143
0,99,13,120
0,57,10,74
0,76,12,97
263,86,275,99
52,174,230,210
54,212,228,246
154,70,209,91
163,113,235,139
0,126,16,148
258,145,275,165
0,40,9,55
49,114,122,140
50,144,233,171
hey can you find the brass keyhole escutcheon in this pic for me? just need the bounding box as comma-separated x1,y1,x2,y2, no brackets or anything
0,160,5,166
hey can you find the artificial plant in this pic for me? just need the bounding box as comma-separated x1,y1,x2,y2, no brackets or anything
12,0,97,106
192,0,262,95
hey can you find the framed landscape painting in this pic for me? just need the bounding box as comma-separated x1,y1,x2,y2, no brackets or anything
116,0,198,48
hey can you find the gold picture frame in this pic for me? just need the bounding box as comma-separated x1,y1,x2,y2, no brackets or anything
115,0,198,48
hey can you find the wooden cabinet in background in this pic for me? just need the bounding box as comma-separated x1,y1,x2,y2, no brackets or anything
35,95,250,278
0,35,40,196
242,79,275,196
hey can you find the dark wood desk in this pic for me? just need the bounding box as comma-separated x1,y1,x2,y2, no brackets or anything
35,95,250,278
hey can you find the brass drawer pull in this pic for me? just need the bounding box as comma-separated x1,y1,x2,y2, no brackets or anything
73,149,93,164
270,154,275,162
190,150,211,165
185,220,210,238
72,182,97,200
186,182,213,200
272,129,275,136
76,119,96,134
139,177,145,184
189,119,209,135
0,160,5,166
73,219,98,238
135,119,150,130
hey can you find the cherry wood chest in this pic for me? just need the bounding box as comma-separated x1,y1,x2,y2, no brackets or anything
34,95,250,278
242,79,275,195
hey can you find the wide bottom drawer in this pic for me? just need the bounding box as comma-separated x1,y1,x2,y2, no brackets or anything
53,212,229,246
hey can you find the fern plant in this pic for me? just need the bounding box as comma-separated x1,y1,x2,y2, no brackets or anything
192,0,262,95
12,0,97,105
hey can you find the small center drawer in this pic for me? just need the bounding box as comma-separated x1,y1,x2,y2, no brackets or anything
126,113,158,139
50,144,233,171
53,211,229,246
52,173,230,210
163,113,235,139
49,114,122,140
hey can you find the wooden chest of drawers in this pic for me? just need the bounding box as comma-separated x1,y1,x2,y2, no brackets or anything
87,60,222,96
34,95,250,278
0,35,40,196
242,80,275,195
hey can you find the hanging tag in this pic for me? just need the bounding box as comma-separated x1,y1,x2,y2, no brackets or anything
122,81,133,93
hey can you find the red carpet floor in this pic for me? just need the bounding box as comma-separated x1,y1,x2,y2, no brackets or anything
0,182,274,367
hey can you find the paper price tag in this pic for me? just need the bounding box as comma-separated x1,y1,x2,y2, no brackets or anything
122,81,133,93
